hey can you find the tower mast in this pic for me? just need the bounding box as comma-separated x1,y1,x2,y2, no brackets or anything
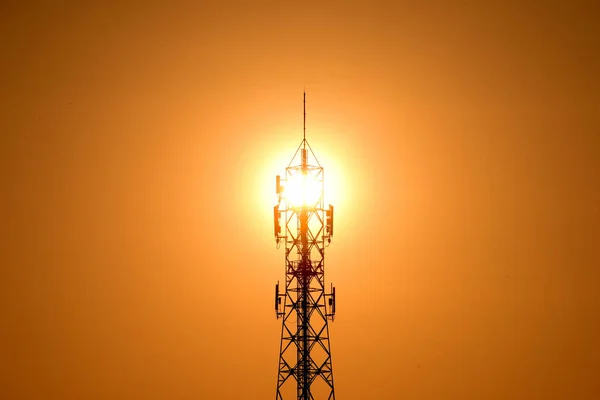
273,93,337,400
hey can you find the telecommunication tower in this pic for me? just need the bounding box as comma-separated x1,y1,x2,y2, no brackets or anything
273,93,337,400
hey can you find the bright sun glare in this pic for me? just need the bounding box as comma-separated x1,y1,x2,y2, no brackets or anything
250,132,350,237
284,171,322,207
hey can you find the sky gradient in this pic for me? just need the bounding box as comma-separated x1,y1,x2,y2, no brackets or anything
2,1,599,399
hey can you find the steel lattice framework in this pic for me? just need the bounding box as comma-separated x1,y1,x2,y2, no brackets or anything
273,94,336,400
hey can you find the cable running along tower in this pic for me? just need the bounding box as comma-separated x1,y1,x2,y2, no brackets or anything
273,93,337,400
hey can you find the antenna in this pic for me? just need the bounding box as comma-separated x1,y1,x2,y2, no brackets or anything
301,91,308,167
303,91,306,144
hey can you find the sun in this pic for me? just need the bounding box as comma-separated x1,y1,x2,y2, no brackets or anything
284,169,323,208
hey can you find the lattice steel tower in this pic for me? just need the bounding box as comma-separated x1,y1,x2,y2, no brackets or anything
273,93,337,400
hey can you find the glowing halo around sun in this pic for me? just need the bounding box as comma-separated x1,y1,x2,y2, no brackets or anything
254,146,348,218
247,129,351,241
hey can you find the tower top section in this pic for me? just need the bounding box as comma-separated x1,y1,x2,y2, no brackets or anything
288,92,321,168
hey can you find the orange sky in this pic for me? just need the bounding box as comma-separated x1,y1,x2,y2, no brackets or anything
2,1,599,399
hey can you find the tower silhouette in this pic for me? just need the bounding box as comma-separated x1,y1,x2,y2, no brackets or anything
273,93,337,400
